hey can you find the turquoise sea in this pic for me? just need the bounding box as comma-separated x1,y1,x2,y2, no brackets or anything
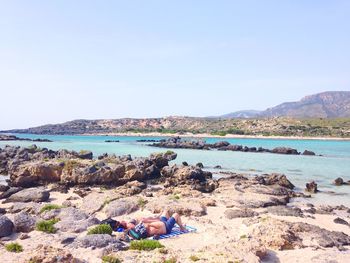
1,134,350,206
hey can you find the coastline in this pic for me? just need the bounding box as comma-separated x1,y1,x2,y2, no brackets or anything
82,131,350,141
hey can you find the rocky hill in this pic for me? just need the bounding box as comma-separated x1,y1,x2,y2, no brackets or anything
222,91,350,118
2,117,350,138
260,91,350,118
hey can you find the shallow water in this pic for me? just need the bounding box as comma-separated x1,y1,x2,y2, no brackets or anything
1,134,350,206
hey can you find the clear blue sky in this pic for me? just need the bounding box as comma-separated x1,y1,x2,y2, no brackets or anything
0,1,349,129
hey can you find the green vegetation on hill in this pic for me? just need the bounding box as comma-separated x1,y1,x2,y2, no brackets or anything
5,117,350,138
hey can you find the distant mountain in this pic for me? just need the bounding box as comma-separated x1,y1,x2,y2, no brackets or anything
2,91,350,137
260,91,350,118
219,110,262,118
220,91,350,118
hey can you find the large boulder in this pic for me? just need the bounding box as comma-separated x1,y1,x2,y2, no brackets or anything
0,215,14,237
105,198,139,217
124,167,145,181
163,166,210,182
0,187,23,199
13,211,36,232
42,207,99,233
61,163,125,185
9,162,63,187
5,187,50,203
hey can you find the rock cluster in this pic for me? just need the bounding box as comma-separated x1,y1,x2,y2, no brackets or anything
151,137,316,156
1,146,217,196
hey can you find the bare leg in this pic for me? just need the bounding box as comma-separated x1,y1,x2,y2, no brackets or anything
160,209,170,219
172,213,186,231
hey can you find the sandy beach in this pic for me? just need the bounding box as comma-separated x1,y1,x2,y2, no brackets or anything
1,145,350,262
86,132,350,141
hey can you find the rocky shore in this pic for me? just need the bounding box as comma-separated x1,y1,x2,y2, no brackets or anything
0,145,349,262
151,137,316,156
0,135,52,143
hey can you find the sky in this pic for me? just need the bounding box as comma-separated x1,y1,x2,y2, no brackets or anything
0,1,349,130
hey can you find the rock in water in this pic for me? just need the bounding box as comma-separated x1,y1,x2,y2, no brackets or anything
334,177,344,186
271,147,299,155
0,215,14,237
305,181,318,193
196,162,204,168
302,150,316,156
5,187,50,203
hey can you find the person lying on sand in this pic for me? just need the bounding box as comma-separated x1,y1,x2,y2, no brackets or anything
121,210,187,239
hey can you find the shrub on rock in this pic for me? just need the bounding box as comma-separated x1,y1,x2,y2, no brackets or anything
87,224,112,235
40,204,62,214
36,218,59,233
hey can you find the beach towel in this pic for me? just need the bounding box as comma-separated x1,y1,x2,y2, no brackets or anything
150,225,197,240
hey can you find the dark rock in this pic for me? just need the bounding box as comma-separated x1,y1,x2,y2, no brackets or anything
334,177,344,186
213,141,230,148
0,215,14,237
196,162,204,168
0,185,9,192
0,187,23,199
5,187,50,203
261,174,295,190
182,162,189,166
13,211,36,232
305,181,318,193
61,236,76,245
214,165,222,169
333,217,349,225
77,151,93,160
291,222,350,248
302,150,316,156
0,208,6,214
271,147,299,155
19,233,30,240
145,164,160,179
224,209,258,219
